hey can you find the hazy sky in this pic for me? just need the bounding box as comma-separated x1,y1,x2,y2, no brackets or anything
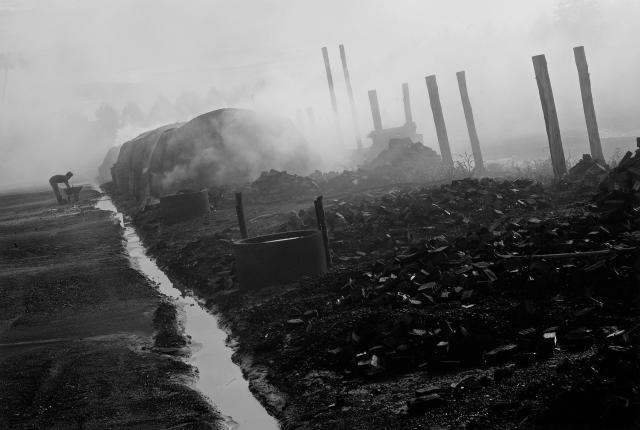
1,0,640,188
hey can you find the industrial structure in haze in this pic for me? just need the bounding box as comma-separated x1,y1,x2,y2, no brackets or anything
106,108,311,200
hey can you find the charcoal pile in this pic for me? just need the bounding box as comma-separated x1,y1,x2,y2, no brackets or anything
250,169,320,201
363,138,443,184
319,201,638,375
293,177,551,258
313,169,413,195
298,141,446,197
307,169,340,185
126,162,640,428
322,170,386,194
367,138,440,168
273,176,639,384
536,330,640,428
314,141,445,193
566,153,608,184
598,149,640,202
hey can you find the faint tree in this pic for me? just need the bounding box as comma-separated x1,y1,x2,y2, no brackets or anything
121,101,146,127
147,95,179,124
175,90,203,118
204,87,227,109
454,152,475,177
0,52,27,101
91,103,119,147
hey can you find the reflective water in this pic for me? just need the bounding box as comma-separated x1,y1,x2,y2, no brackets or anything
95,196,279,430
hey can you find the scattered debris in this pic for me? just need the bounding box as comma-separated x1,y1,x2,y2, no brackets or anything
407,393,445,415
251,170,320,201
598,148,640,200
120,166,640,429
567,153,608,184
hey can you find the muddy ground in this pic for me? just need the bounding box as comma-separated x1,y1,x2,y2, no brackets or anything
0,188,221,429
111,176,640,430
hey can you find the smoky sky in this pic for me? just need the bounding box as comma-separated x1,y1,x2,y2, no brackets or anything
1,0,640,190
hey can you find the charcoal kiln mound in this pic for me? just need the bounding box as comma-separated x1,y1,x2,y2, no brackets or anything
233,229,328,290
103,108,311,201
159,189,210,224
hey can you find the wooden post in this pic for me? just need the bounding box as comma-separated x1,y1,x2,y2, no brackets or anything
456,71,485,173
339,44,362,150
314,196,332,268
425,75,453,168
573,46,604,162
368,89,383,131
235,192,248,239
321,47,343,145
402,83,413,124
532,54,567,178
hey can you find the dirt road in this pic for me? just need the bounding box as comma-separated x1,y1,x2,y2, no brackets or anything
0,188,221,429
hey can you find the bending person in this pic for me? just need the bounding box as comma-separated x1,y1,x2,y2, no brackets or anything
49,171,73,204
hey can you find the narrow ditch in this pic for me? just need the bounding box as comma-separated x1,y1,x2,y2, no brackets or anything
95,196,279,430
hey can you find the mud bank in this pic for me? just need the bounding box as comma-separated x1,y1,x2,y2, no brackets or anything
109,180,640,429
96,195,279,430
0,188,221,429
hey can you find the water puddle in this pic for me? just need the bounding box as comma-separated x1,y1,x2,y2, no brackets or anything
95,196,279,430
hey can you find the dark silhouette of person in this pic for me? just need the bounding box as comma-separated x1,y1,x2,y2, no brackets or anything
49,171,73,204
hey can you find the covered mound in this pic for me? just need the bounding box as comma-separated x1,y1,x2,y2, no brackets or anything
112,123,182,198
104,108,312,199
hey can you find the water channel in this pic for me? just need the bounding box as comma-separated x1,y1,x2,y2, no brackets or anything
95,196,279,430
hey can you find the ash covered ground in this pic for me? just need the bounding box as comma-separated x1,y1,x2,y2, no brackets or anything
107,148,640,429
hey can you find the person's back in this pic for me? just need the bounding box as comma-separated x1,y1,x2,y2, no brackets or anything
49,171,73,204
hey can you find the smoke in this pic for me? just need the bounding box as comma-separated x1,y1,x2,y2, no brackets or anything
2,0,640,192
159,108,314,193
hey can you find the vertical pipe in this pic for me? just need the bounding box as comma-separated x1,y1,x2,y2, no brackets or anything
368,90,383,131
573,46,604,162
456,71,485,173
235,192,248,239
532,54,567,178
425,75,453,168
339,44,362,150
321,47,343,145
402,83,413,124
